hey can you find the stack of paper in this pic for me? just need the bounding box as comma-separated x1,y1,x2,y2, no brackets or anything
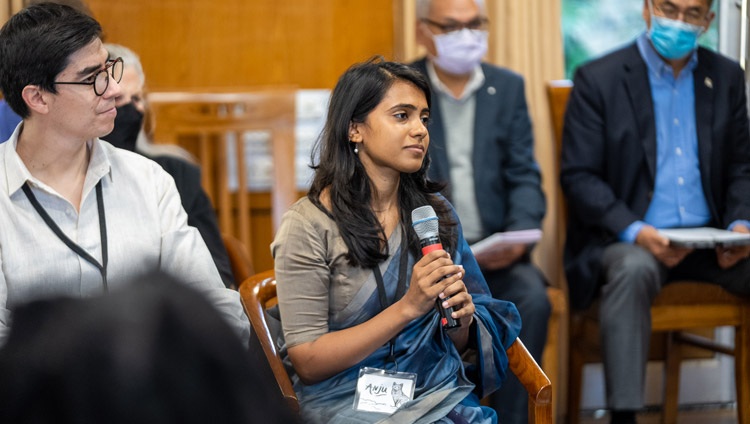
470,229,542,257
657,227,750,248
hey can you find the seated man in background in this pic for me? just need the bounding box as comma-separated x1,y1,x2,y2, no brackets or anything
0,275,298,424
102,43,235,288
0,4,250,345
560,0,750,422
411,0,549,422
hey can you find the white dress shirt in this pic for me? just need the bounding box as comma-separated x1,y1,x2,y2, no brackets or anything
0,124,250,346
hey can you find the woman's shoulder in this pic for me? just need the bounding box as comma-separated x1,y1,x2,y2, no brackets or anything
281,196,336,233
273,196,343,258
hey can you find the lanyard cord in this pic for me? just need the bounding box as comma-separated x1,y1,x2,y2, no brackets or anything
22,181,108,292
372,226,409,367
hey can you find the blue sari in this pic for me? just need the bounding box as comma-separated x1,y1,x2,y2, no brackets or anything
277,222,522,424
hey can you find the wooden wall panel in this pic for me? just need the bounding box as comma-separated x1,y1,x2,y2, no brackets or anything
86,0,395,91
77,1,396,272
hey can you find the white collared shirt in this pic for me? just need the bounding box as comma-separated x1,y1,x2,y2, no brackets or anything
0,124,250,346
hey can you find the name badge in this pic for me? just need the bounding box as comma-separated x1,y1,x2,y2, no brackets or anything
353,367,417,414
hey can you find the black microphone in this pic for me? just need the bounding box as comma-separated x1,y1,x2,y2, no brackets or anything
411,205,460,329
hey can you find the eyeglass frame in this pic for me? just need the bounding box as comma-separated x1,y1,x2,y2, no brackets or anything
421,16,489,34
650,0,712,27
53,57,124,97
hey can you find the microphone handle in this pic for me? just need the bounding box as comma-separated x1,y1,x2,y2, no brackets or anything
437,298,461,329
420,239,461,329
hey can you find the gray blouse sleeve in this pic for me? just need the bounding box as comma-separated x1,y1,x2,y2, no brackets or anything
271,205,332,348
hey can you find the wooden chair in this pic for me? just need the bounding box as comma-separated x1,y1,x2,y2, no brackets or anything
221,233,254,289
239,270,299,413
147,91,298,271
542,285,568,424
239,270,553,423
547,80,750,424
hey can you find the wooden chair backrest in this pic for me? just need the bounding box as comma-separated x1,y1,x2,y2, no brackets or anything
545,80,573,237
239,270,552,423
147,90,298,264
221,233,255,289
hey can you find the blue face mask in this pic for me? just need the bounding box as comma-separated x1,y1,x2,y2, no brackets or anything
648,14,704,60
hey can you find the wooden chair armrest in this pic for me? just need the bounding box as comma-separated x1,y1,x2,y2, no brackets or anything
221,233,254,289
239,274,299,413
507,338,552,424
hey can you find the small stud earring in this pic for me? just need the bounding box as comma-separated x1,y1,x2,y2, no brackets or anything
354,146,359,154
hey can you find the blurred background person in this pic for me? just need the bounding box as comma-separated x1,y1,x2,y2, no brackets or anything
412,0,549,422
102,43,234,288
561,0,750,422
0,275,298,424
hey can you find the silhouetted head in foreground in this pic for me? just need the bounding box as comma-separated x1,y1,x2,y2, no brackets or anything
0,275,297,424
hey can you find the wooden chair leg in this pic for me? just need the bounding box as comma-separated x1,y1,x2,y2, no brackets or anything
544,319,559,424
543,288,563,424
662,332,681,424
567,342,585,424
737,313,750,424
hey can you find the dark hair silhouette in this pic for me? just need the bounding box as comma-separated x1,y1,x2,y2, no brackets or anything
0,3,101,117
0,275,298,424
308,57,456,268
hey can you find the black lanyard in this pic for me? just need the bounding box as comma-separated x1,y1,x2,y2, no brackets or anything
372,227,408,366
22,181,108,292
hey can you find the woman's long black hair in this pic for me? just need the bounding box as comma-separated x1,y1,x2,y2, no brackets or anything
308,57,457,269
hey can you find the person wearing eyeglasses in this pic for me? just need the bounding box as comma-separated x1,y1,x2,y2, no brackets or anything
0,0,94,143
411,1,549,423
0,4,251,348
561,1,750,423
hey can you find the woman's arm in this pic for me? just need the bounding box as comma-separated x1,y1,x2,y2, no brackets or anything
288,249,464,385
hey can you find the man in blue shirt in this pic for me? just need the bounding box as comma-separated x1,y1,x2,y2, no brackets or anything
561,1,750,423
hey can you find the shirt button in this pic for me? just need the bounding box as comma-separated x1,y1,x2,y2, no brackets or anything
677,177,685,185
675,147,682,155
673,118,680,125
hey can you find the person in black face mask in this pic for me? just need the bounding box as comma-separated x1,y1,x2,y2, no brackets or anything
105,100,142,152
102,43,235,289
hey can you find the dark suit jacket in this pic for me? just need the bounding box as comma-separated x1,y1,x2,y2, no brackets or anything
411,59,545,240
560,43,750,310
149,154,235,288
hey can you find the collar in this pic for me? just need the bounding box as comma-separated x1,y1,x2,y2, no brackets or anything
3,124,113,197
636,32,698,78
426,60,485,101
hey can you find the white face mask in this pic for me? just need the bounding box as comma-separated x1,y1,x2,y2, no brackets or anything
432,29,488,75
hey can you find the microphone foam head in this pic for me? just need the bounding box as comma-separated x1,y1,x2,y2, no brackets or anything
411,205,439,239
